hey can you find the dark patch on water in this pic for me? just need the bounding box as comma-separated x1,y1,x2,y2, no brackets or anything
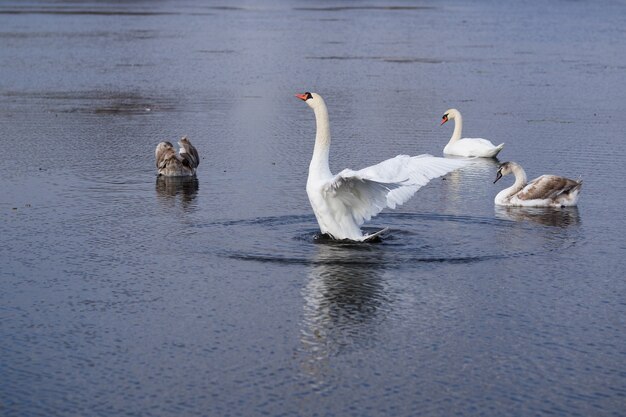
382,57,444,64
196,49,236,54
0,29,161,41
203,6,249,11
306,55,443,64
527,118,574,124
0,9,182,16
294,6,435,12
2,90,178,115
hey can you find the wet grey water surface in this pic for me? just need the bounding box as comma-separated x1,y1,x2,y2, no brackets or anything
1,0,626,416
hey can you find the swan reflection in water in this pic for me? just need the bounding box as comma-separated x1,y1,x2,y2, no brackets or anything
493,205,582,256
442,157,500,203
495,205,581,228
155,176,199,210
299,242,391,380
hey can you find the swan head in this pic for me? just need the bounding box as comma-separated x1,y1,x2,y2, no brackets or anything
440,108,460,125
155,141,176,167
494,161,519,183
155,141,175,156
178,136,196,153
295,92,325,110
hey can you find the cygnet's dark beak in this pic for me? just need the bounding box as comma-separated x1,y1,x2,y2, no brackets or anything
493,170,503,184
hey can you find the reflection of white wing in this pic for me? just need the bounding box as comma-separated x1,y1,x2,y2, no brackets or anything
323,155,467,227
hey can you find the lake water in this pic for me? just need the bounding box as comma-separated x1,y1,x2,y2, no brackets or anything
1,0,625,416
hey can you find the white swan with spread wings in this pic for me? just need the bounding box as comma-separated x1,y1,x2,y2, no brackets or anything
297,92,468,241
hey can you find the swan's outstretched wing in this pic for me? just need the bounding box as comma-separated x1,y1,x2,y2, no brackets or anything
355,154,469,208
323,154,468,226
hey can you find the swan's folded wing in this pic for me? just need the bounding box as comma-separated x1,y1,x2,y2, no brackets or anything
354,154,469,208
518,175,581,200
179,153,197,169
454,138,500,154
459,138,498,147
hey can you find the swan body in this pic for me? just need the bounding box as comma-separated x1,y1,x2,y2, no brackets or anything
441,108,504,158
297,92,468,242
493,161,582,207
155,136,199,177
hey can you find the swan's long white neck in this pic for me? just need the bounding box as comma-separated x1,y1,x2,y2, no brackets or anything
448,110,463,144
309,101,333,180
496,164,528,203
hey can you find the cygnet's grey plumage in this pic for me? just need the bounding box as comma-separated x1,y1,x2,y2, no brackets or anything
155,136,199,177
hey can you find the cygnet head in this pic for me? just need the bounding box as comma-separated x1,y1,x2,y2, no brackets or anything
295,92,325,110
494,161,519,183
156,141,174,151
155,141,175,157
178,136,190,147
155,141,176,167
440,108,459,125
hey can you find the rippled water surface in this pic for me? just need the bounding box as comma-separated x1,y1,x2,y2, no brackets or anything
1,1,625,416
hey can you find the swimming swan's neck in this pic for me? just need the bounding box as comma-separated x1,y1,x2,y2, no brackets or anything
448,111,463,144
500,165,528,200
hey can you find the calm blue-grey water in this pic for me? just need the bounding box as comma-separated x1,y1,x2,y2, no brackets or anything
1,0,625,416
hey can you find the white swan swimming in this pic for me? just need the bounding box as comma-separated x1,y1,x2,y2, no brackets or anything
155,136,200,177
440,108,504,158
297,92,468,242
493,161,582,207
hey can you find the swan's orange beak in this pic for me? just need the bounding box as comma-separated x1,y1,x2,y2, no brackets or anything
295,93,308,101
440,116,448,126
